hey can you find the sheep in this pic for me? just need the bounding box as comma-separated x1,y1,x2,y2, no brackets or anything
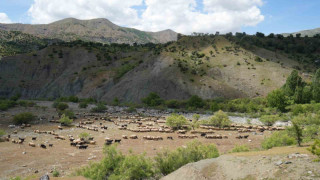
32,137,37,141
129,135,138,139
40,144,47,149
122,135,128,139
167,136,173,140
89,141,96,145
49,144,53,147
115,139,121,143
29,142,36,147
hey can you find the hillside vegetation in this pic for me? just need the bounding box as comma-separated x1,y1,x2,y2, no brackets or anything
0,33,317,102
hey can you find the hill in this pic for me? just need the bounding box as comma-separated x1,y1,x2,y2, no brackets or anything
162,146,319,180
283,27,320,37
0,18,177,44
0,35,314,102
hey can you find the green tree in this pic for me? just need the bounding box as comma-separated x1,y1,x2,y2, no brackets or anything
267,89,287,112
56,102,69,111
283,70,302,97
207,110,231,128
166,114,189,130
312,69,320,102
287,121,303,146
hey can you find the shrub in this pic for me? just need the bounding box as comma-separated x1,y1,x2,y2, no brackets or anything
206,110,231,128
112,98,120,106
79,102,88,108
90,103,107,113
109,153,155,180
230,145,250,153
308,140,320,161
13,112,36,125
141,92,164,107
58,110,75,119
186,95,205,109
260,115,280,126
255,56,263,62
52,169,60,177
165,99,180,109
56,102,69,111
166,114,189,130
59,114,73,126
287,121,303,146
68,96,79,103
261,131,296,149
79,132,91,141
0,99,16,111
17,100,35,107
155,140,219,176
125,106,136,113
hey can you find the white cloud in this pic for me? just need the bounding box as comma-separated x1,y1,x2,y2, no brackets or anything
0,13,12,23
27,0,264,34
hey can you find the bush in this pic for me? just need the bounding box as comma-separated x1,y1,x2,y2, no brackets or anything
125,106,136,113
17,100,35,107
52,169,60,177
261,131,296,149
79,132,91,141
59,114,73,126
206,110,231,128
165,99,180,109
77,141,219,179
56,102,69,111
186,95,205,109
166,114,189,130
0,99,16,111
308,140,320,161
260,115,280,126
13,112,36,125
230,145,250,153
154,140,219,176
58,110,75,119
141,92,164,107
90,103,107,113
109,153,155,180
79,102,88,108
112,98,120,106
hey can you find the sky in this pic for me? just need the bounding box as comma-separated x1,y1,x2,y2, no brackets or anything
0,0,319,35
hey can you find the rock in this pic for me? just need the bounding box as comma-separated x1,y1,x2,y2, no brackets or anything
40,175,50,180
308,171,313,174
22,152,26,154
34,170,39,173
22,165,27,167
275,160,283,166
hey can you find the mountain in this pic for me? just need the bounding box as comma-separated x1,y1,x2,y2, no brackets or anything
0,18,177,44
282,27,320,37
0,35,312,102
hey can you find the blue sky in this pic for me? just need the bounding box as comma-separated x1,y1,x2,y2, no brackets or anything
0,0,319,34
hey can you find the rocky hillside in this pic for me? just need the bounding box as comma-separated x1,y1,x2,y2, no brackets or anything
162,146,320,180
283,27,320,37
0,18,177,44
0,35,312,102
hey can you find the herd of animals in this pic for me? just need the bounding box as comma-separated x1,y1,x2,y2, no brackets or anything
2,112,286,151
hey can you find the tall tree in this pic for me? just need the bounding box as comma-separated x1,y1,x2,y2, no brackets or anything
283,70,302,97
312,69,320,102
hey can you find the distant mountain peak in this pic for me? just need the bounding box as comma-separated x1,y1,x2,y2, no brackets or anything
0,18,177,44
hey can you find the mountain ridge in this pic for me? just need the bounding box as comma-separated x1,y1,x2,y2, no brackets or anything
0,18,178,44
